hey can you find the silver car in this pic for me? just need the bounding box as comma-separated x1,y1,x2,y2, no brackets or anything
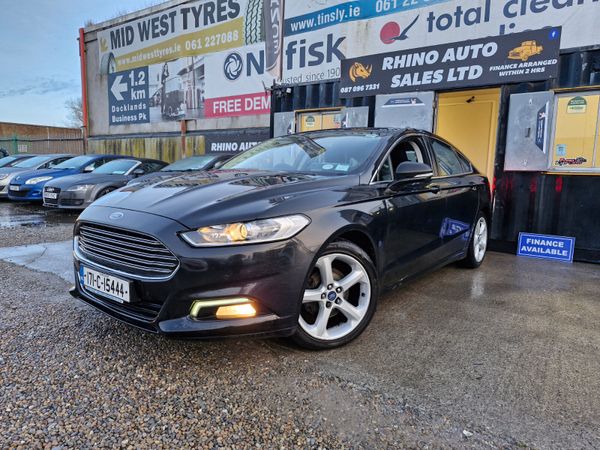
0,154,73,198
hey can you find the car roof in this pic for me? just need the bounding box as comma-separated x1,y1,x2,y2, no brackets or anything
291,127,409,139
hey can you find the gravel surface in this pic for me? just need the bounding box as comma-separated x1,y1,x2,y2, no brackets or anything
0,261,488,449
1,204,600,449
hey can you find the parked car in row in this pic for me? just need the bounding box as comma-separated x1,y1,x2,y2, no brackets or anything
7,154,125,202
0,154,35,169
44,158,167,209
127,154,235,187
71,128,490,350
0,154,74,198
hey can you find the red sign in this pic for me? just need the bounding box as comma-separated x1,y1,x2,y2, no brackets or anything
205,92,271,118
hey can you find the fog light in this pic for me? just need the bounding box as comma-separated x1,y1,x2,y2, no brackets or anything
216,303,257,320
190,298,256,320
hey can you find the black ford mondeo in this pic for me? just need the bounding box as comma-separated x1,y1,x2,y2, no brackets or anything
71,129,490,349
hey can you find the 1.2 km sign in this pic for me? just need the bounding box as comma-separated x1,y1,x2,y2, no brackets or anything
108,67,150,125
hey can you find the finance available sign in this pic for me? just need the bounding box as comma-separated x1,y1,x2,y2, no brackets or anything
517,232,575,262
339,28,561,98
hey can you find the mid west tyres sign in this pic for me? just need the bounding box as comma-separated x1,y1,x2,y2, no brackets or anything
99,0,283,125
339,28,561,98
282,0,600,84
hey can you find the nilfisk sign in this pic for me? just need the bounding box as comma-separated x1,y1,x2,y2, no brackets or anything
340,28,561,98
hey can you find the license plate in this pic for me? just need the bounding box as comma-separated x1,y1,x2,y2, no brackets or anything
44,192,58,199
9,185,19,191
81,266,131,303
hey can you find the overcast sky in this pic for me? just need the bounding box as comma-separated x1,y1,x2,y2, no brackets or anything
0,0,157,127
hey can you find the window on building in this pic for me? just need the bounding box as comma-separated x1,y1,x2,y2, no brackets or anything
551,92,600,172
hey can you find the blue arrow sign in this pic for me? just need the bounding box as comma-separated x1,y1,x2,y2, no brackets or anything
108,67,150,126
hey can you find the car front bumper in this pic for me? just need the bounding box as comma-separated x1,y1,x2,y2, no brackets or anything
71,206,315,338
7,184,44,201
44,189,92,209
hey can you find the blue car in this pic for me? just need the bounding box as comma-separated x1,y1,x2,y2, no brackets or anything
8,154,124,201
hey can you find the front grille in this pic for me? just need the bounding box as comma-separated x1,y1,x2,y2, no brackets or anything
43,187,60,205
8,188,28,198
77,222,179,278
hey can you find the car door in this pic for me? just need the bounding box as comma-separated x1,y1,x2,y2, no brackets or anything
427,137,480,258
380,135,449,285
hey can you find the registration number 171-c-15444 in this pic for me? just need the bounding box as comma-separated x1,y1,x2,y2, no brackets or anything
81,266,131,303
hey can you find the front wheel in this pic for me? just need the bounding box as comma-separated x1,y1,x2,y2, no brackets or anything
96,187,115,200
460,213,489,269
292,240,378,350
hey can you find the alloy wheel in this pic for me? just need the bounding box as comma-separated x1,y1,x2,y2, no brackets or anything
473,217,488,263
299,253,371,341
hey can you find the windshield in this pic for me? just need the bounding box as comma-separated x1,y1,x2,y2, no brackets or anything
13,156,52,168
0,156,21,168
53,156,95,170
93,159,138,175
221,134,384,175
162,156,215,172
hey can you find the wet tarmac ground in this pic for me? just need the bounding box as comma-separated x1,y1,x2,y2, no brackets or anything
0,200,78,229
1,201,600,448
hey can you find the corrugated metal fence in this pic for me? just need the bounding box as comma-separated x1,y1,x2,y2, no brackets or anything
0,123,84,155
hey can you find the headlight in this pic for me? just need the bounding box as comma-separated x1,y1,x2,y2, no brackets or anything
66,184,94,192
0,174,9,181
181,215,310,247
26,176,53,185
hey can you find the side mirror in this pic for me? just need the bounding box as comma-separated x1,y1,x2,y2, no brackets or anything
83,165,95,173
132,169,145,177
395,162,433,181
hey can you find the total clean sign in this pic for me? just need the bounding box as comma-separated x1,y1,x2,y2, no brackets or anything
518,233,575,262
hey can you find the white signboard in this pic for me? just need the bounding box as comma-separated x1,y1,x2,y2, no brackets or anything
283,0,600,83
98,0,256,74
204,44,274,118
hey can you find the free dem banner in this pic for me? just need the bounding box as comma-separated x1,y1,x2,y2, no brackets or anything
100,0,283,125
282,0,600,84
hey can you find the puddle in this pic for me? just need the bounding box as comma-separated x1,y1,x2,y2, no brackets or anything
0,202,78,228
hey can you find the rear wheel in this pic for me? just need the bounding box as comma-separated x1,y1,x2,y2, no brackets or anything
460,213,488,269
292,241,378,350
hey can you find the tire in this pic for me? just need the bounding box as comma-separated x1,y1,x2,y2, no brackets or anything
292,240,378,350
100,52,116,75
460,213,489,269
245,0,264,45
96,187,115,200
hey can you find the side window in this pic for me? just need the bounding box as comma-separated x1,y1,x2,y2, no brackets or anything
375,156,393,182
139,161,162,173
84,158,106,172
455,151,473,173
47,157,69,169
431,139,467,176
389,139,429,177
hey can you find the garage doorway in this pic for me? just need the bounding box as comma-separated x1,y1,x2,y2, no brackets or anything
436,88,501,181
